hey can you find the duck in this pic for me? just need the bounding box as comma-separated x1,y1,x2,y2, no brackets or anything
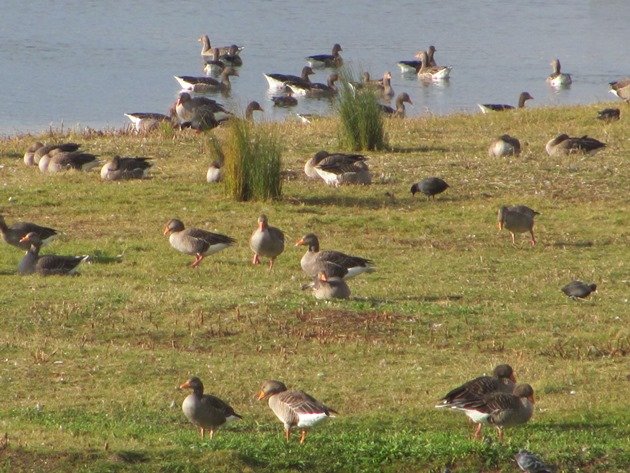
249,214,285,269
175,93,231,130
415,50,451,81
271,91,298,108
545,134,606,156
303,272,351,300
18,232,89,276
100,156,152,181
257,380,337,444
206,161,223,183
175,67,239,94
497,205,539,246
488,134,521,157
295,233,375,279
410,177,449,199
288,73,339,98
379,92,413,118
561,280,597,299
264,66,314,90
199,34,243,58
0,214,58,250
25,142,80,166
163,218,235,268
305,150,371,186
124,113,171,133
478,92,533,113
515,450,553,473
306,43,343,68
179,377,241,439
203,48,225,76
596,108,620,122
39,149,99,173
546,58,572,87
435,364,516,438
448,384,535,441
609,78,630,102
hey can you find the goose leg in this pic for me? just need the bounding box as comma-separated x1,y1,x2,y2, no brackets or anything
268,258,275,270
284,429,291,442
192,254,204,268
299,430,307,444
200,428,205,438
530,230,536,246
510,232,516,245
473,423,483,439
252,253,260,265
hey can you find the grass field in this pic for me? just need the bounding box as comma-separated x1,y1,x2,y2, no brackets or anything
0,103,628,472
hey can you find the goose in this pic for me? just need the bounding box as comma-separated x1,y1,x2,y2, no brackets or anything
271,91,298,107
39,149,99,173
596,108,620,122
397,45,437,73
0,214,58,250
180,377,241,439
264,66,314,90
175,93,231,130
124,113,171,133
163,218,235,268
100,156,152,181
515,450,553,473
206,161,223,183
488,134,521,157
249,214,285,269
304,150,371,186
379,71,394,98
436,364,516,438
219,45,243,67
199,34,243,58
303,272,351,300
546,58,572,87
23,142,44,166
257,380,337,444
497,205,539,246
561,280,597,299
295,233,374,279
26,142,80,166
306,43,343,68
379,92,413,118
410,177,449,199
415,50,451,80
609,78,630,102
175,67,239,94
478,92,533,113
18,232,89,276
545,134,606,156
288,73,339,98
203,48,225,76
215,101,263,126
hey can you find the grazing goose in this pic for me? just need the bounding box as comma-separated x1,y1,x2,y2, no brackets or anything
306,43,343,68
124,112,171,133
264,66,314,90
206,161,223,183
497,205,539,246
296,233,374,279
545,134,606,156
488,134,521,157
163,218,235,268
546,58,572,87
0,214,57,250
39,149,99,173
203,48,225,76
257,380,337,444
100,156,152,181
448,384,535,442
436,364,516,438
175,93,231,130
609,78,630,102
175,67,239,94
271,91,298,107
249,214,285,269
288,73,339,98
515,450,553,473
18,232,88,276
199,34,243,58
379,92,413,118
26,142,80,166
410,177,449,199
416,50,451,80
180,377,242,439
478,92,533,113
562,280,597,299
596,108,620,122
303,272,351,300
305,151,371,186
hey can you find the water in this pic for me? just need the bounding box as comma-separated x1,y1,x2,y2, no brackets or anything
1,0,628,135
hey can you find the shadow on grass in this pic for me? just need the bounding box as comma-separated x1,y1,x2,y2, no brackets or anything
387,145,450,154
551,241,594,248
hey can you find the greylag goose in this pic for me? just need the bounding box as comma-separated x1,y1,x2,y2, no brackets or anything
219,45,243,67
379,71,394,98
497,205,539,246
305,150,371,186
206,161,223,183
124,113,171,133
546,58,572,87
410,177,449,199
288,73,339,98
23,142,44,166
257,380,337,444
0,214,57,250
39,149,99,173
203,48,225,76
296,233,374,279
306,44,342,68
515,450,553,473
478,92,533,113
488,135,521,157
379,93,413,118
436,364,516,438
271,91,298,107
609,78,630,102
175,93,231,130
596,108,620,122
545,134,606,156
163,218,235,268
448,384,535,441
100,156,152,181
18,232,88,276
215,101,263,126
175,67,239,94
561,280,597,299
303,272,351,300
199,35,243,58
415,50,451,80
249,214,285,269
264,66,314,90
25,142,80,166
397,45,437,73
180,377,242,439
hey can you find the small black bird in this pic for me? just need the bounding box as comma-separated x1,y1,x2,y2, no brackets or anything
562,280,597,299
411,177,449,199
596,108,620,122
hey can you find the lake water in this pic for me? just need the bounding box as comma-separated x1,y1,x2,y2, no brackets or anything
1,0,628,135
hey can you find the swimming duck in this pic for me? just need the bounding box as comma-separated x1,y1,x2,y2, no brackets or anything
163,218,235,268
18,232,89,276
410,177,449,199
0,214,57,250
249,214,285,269
478,92,533,113
545,134,606,156
306,43,343,68
175,67,239,94
305,150,371,186
257,380,337,444
100,156,152,181
497,205,539,246
546,58,572,87
415,50,451,80
609,78,630,102
488,134,521,157
39,149,99,173
304,272,351,300
288,73,339,98
295,233,374,279
561,280,597,299
264,66,314,90
379,92,413,118
199,35,243,58
124,113,171,133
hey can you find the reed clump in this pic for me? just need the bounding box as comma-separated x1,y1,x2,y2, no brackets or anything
337,78,386,151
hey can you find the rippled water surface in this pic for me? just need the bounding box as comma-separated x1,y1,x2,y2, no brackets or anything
1,0,628,135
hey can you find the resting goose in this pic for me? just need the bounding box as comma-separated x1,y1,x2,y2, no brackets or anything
163,218,235,268
545,134,606,156
0,215,57,250
175,67,239,94
264,66,314,90
100,156,152,181
380,92,413,118
199,34,243,58
306,43,342,68
415,50,451,80
497,205,539,246
609,78,630,102
249,214,285,269
488,134,521,157
303,272,351,300
305,150,371,186
410,177,449,199
124,113,171,133
25,142,80,166
180,377,241,439
478,92,533,113
175,93,231,130
546,58,572,87
39,149,99,173
288,73,339,98
296,233,374,279
257,380,337,444
206,161,223,183
18,232,88,276
562,280,597,299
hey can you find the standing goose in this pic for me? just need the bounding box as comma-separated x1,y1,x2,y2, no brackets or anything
546,58,572,87
163,218,235,268
410,177,449,199
497,205,539,246
288,73,339,98
180,377,242,439
0,214,58,250
306,43,343,68
175,67,239,94
380,93,413,118
257,380,337,444
124,112,171,133
203,48,225,76
545,134,606,156
303,272,351,300
308,150,371,186
436,364,516,438
199,34,243,58
18,232,88,276
609,78,630,102
561,280,597,299
175,93,231,130
488,134,521,157
39,149,99,173
100,156,152,181
264,66,314,90
415,50,451,80
478,92,533,113
249,214,285,269
296,233,374,279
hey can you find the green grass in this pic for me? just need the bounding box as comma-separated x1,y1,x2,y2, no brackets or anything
0,103,628,472
337,78,386,151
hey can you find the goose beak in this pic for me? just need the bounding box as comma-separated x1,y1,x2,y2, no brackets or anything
163,226,171,236
294,238,305,247
179,380,191,390
19,235,30,243
256,390,266,400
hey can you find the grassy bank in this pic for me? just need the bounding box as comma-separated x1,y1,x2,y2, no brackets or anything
0,103,628,472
